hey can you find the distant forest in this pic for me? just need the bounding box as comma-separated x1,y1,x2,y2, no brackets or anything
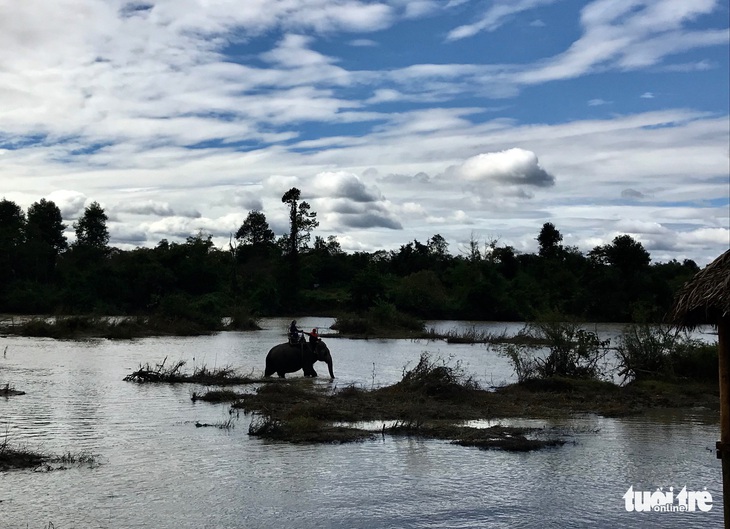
0,189,702,323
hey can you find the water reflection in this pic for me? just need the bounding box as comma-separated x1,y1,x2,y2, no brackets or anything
0,319,722,528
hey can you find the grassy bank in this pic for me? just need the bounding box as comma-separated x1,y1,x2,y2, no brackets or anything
0,313,262,339
178,353,716,449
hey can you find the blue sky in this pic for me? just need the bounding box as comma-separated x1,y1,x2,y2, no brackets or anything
1,0,728,264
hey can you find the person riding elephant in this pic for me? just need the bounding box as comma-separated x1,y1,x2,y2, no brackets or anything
264,339,334,379
288,320,303,345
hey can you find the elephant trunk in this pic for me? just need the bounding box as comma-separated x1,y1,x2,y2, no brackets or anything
326,356,335,379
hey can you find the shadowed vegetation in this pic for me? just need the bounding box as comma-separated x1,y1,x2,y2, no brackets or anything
1,312,262,339
211,351,717,446
1,432,97,471
615,324,718,383
228,354,571,449
123,357,261,385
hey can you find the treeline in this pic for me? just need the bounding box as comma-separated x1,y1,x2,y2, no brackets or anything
0,190,701,323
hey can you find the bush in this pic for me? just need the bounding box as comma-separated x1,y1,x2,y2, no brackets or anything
499,315,610,382
390,352,479,398
156,293,224,330
332,301,424,335
616,324,717,382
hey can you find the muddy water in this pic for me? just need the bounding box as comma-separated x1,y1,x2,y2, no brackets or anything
0,318,722,528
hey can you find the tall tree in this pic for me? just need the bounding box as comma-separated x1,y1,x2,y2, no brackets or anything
236,210,275,247
280,188,318,299
281,187,318,257
73,201,109,252
537,222,563,258
26,199,68,281
0,198,27,280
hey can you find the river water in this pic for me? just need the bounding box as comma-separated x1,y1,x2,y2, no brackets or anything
0,318,722,528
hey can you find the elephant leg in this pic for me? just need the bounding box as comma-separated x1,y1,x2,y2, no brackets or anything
302,364,317,377
277,371,286,378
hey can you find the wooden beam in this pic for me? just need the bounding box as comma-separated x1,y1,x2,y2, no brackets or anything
719,316,730,529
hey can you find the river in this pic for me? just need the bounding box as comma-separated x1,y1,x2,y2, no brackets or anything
0,318,722,528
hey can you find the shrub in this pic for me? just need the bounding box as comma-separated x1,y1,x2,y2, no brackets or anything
499,316,610,382
388,352,479,398
616,324,717,382
332,301,424,335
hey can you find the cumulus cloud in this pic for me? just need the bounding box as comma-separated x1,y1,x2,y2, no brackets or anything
312,171,383,202
228,189,264,211
114,200,175,217
453,148,555,187
47,190,89,218
378,172,431,185
311,171,402,229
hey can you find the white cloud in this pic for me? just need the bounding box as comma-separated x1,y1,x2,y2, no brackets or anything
518,0,729,84
446,0,558,41
453,148,555,187
640,92,655,99
349,39,378,47
47,190,90,219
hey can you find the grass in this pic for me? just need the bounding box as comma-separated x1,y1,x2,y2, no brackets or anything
124,357,261,385
195,418,235,430
225,353,573,449
0,431,97,471
1,382,26,397
422,325,550,346
216,351,718,447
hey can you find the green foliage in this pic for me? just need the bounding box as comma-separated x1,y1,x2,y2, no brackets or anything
281,187,319,256
616,324,717,382
500,315,610,382
392,352,479,398
391,270,450,317
157,293,225,331
73,201,109,252
0,198,26,283
537,222,563,258
235,210,275,247
333,300,423,335
0,207,710,327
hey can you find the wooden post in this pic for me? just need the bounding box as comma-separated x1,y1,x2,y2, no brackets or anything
719,316,730,529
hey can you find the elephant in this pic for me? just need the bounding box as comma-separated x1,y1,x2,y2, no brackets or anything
264,340,334,379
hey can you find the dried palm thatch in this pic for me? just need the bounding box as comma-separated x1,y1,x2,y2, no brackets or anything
668,249,730,329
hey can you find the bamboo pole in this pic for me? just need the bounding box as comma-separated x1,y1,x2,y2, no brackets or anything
719,316,730,529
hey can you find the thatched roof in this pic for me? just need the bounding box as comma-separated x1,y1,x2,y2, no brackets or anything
668,249,730,329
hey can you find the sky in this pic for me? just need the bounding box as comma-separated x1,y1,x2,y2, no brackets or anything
1,0,729,265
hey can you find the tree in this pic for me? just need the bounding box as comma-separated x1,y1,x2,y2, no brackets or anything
537,222,563,258
313,235,343,255
73,201,109,252
281,187,318,257
0,198,27,280
590,234,650,274
27,199,67,253
427,234,448,258
25,199,67,281
235,210,274,247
